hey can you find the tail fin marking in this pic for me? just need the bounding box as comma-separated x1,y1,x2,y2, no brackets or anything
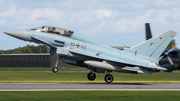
130,30,176,60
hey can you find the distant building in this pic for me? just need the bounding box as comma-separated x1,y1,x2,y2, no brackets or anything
0,53,75,67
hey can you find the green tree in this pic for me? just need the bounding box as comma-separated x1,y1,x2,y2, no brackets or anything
0,50,4,54
40,45,49,53
31,45,41,53
166,39,177,49
0,45,49,54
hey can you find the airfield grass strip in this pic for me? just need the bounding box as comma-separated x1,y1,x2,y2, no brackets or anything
0,72,180,83
0,67,89,71
0,91,180,101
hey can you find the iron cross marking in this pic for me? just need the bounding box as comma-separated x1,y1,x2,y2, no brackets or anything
76,43,80,48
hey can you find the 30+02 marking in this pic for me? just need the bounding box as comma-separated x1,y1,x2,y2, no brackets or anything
70,42,86,49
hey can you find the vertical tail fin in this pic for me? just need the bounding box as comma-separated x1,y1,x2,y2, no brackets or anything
145,23,152,40
130,30,177,60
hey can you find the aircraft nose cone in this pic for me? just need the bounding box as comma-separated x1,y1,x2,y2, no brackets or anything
3,30,28,41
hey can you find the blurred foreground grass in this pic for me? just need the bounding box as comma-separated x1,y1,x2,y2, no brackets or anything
0,91,180,101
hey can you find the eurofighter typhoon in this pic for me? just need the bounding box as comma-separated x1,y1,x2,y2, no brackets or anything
4,26,177,83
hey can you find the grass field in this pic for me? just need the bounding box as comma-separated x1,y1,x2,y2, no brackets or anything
0,67,179,101
0,91,180,101
0,71,180,83
0,67,179,83
0,67,89,71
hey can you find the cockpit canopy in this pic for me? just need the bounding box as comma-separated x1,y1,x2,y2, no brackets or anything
30,26,73,37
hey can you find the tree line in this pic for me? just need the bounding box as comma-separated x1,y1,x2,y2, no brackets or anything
0,45,49,54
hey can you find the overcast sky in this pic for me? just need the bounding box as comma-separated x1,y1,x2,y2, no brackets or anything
0,0,180,50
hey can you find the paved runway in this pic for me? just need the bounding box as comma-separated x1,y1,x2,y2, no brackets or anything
0,83,180,91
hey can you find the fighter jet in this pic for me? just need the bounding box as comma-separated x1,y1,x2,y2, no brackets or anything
3,26,177,83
